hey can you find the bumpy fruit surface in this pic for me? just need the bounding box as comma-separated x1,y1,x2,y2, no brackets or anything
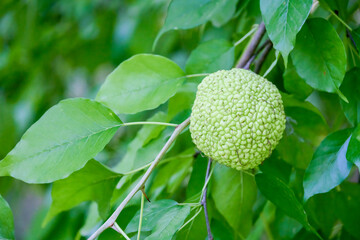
190,68,286,170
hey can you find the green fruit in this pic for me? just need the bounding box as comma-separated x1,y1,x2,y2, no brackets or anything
190,68,286,170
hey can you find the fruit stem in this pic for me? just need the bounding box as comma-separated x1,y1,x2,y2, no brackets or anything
201,158,213,240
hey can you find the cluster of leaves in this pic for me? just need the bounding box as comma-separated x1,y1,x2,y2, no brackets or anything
1,0,360,239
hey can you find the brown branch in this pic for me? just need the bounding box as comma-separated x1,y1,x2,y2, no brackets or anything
254,41,273,73
236,22,266,68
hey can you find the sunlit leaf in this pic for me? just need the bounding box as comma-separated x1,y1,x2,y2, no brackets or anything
260,0,312,64
291,18,347,100
45,160,121,223
303,129,353,201
0,195,14,240
0,98,122,183
96,54,185,114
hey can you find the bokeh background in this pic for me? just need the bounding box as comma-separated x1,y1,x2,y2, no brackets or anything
0,0,261,239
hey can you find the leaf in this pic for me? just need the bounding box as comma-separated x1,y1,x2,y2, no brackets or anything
277,94,327,169
154,0,221,47
45,159,121,223
185,39,235,75
283,60,313,100
0,195,14,240
96,54,185,114
211,164,257,236
186,154,208,199
346,125,360,169
260,153,292,183
303,129,353,201
351,27,360,53
255,173,312,230
0,98,122,184
167,83,197,121
339,68,360,126
305,191,337,238
335,182,360,239
260,0,312,64
282,93,328,142
291,18,347,100
318,0,349,19
114,112,169,173
175,208,207,240
126,199,190,240
144,205,190,240
126,200,178,233
210,0,239,27
150,152,193,197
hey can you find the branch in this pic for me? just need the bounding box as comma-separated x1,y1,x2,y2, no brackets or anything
236,22,266,68
346,29,357,50
111,222,130,240
88,117,191,240
201,158,213,240
254,41,273,73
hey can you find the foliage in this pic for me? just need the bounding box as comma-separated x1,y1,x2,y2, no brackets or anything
1,0,360,239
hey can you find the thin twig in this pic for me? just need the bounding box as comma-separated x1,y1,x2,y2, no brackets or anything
111,222,131,240
122,121,178,127
88,117,191,240
234,25,258,46
137,193,145,240
243,55,256,70
347,29,357,50
201,158,213,240
254,41,273,73
236,22,266,68
178,207,203,231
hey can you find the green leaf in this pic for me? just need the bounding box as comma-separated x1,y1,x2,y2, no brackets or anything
114,112,169,173
144,205,190,240
305,192,337,238
339,68,360,126
167,83,197,121
346,125,360,169
96,54,185,114
277,94,327,169
150,152,193,196
45,159,121,223
211,164,257,236
283,60,313,100
351,27,360,53
303,129,353,201
126,199,177,233
186,154,208,199
260,153,292,183
0,98,122,184
255,173,312,230
210,0,238,27
0,195,14,240
318,0,349,19
291,18,347,99
175,208,207,240
260,0,312,64
154,0,221,47
335,182,360,239
282,93,328,142
185,39,235,75
126,199,190,240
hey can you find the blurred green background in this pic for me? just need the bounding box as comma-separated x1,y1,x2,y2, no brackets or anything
0,0,261,238
0,0,179,238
